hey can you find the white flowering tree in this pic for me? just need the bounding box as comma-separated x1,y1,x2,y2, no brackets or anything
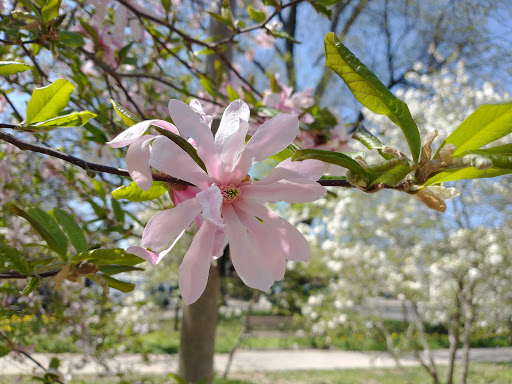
299,62,512,384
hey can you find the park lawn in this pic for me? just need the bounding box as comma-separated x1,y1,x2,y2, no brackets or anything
28,316,512,354
5,363,511,384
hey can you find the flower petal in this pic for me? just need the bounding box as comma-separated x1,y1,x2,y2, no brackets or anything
215,100,250,167
233,205,286,281
212,228,226,259
234,114,299,181
126,135,155,191
142,197,201,251
126,230,184,266
107,119,175,148
178,221,218,305
149,136,211,189
257,158,327,185
235,199,310,262
240,179,326,203
196,185,224,226
223,204,274,291
168,99,220,179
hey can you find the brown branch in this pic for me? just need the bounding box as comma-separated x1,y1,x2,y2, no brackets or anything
0,128,411,191
0,270,61,279
1,91,23,122
213,0,306,47
0,129,192,186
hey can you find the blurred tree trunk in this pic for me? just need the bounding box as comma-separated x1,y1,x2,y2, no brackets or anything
446,287,462,384
178,2,235,383
179,264,220,383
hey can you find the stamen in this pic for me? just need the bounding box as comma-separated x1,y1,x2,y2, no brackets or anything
220,184,241,204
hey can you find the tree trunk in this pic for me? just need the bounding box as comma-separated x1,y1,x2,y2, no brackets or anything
178,263,220,383
460,297,474,384
178,2,234,382
446,287,462,384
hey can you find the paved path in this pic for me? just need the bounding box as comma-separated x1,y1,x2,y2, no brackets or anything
2,348,512,377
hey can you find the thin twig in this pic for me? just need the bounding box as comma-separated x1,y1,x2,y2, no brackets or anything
1,91,23,122
0,129,192,185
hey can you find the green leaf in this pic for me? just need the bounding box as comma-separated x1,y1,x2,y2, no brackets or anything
248,6,266,23
352,125,394,160
0,244,31,275
226,85,239,102
25,79,75,125
167,373,188,384
49,357,60,370
426,144,512,185
112,181,168,202
41,0,62,22
19,0,43,21
110,99,141,126
110,197,125,224
154,127,207,172
23,277,41,296
100,274,136,292
0,61,32,76
52,208,88,254
26,111,96,131
10,205,68,259
78,19,99,46
57,31,85,47
0,342,10,358
99,264,144,275
270,143,299,162
436,101,512,157
268,29,301,44
207,11,235,29
366,158,415,187
292,148,368,181
72,248,144,266
324,32,421,162
269,74,280,93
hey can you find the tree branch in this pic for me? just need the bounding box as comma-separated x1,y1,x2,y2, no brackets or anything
0,129,192,186
0,129,410,191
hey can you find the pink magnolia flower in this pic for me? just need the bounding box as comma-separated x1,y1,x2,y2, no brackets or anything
262,76,315,124
117,99,327,304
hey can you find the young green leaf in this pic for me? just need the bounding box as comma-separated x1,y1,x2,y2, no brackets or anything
366,158,415,187
52,208,88,254
110,99,141,126
41,0,62,22
352,125,394,160
25,111,96,131
110,198,125,224
226,85,239,102
72,248,144,266
23,277,41,296
100,274,136,292
10,205,68,259
25,79,75,125
112,181,168,202
0,244,31,275
0,61,32,76
57,31,85,47
426,144,512,185
436,101,512,157
324,32,421,162
293,148,368,181
248,6,266,23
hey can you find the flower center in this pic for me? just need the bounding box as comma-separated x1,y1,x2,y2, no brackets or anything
220,184,241,204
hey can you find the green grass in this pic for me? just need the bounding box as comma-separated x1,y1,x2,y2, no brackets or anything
21,315,512,355
3,363,511,384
